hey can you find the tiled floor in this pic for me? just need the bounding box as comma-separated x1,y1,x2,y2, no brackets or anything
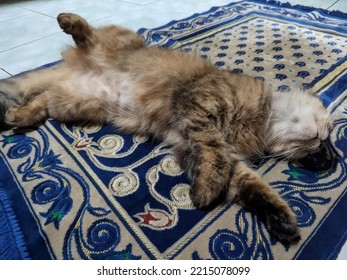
0,0,346,259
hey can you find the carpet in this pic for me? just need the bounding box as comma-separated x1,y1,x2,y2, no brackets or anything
0,0,347,260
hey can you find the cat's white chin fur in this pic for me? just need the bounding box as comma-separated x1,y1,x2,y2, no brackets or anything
265,89,332,159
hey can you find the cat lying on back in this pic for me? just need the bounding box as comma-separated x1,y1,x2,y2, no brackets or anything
0,13,332,244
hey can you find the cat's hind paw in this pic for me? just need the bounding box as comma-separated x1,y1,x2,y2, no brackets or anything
57,13,91,38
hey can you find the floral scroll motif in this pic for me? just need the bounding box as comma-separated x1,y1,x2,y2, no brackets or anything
1,129,139,259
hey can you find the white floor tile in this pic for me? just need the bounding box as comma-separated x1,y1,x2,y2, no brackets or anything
37,0,139,23
337,240,347,260
0,3,32,23
118,0,161,5
0,32,73,75
93,4,189,31
330,1,347,13
0,13,58,53
4,0,84,13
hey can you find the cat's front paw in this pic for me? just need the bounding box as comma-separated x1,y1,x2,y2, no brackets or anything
231,162,301,245
189,184,221,208
189,176,229,209
5,105,46,128
265,208,301,245
5,106,24,126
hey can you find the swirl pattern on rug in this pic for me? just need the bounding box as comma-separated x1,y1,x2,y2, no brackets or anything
1,0,347,259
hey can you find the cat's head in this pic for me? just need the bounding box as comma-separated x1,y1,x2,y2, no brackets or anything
266,89,332,159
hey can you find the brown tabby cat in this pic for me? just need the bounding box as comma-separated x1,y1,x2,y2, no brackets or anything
0,13,332,244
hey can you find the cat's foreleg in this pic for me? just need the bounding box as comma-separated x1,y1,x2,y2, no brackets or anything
5,84,108,128
0,79,22,130
228,161,300,244
5,92,48,127
172,128,236,208
0,68,61,129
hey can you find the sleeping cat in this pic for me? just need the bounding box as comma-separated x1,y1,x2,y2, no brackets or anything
0,13,332,245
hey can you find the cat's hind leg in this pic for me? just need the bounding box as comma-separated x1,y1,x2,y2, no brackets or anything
57,13,93,49
57,12,145,71
228,161,300,245
57,12,145,58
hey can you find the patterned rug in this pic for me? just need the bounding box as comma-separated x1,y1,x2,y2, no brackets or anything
0,0,347,260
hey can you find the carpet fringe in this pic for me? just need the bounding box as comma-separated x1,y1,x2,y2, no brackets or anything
248,0,347,18
0,187,30,260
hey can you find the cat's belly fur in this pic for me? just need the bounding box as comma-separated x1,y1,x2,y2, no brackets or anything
62,69,136,110
57,68,266,151
60,69,177,141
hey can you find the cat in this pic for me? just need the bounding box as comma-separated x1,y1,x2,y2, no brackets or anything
0,13,332,245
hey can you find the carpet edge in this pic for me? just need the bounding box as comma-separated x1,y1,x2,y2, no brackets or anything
0,186,30,260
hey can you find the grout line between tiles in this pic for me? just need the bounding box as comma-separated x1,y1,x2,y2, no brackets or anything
0,32,63,54
0,67,13,77
326,0,340,10
118,0,163,6
5,5,57,19
0,1,51,17
117,0,148,6
25,10,56,19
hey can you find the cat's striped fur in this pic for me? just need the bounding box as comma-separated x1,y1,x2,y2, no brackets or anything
0,13,332,244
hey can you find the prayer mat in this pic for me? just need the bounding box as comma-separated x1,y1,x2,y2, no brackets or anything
1,0,346,259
